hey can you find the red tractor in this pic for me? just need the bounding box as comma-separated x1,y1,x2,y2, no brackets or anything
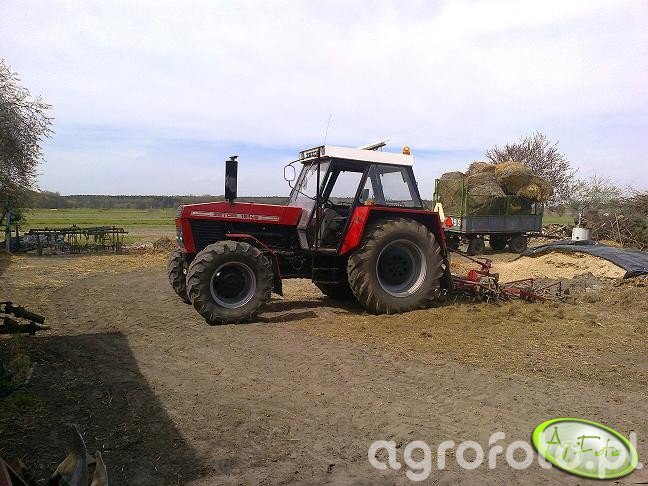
169,143,452,325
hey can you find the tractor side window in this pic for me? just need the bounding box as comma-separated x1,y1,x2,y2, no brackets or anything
326,170,364,204
375,166,419,207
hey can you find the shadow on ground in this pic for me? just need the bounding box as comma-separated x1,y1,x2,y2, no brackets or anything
0,331,209,484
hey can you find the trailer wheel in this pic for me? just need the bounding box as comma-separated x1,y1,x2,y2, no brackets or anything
167,248,190,304
347,218,443,314
467,237,485,256
489,234,508,251
186,240,273,325
508,235,528,253
446,234,461,251
315,282,356,301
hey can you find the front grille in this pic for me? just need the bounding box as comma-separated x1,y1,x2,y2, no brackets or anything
190,220,225,251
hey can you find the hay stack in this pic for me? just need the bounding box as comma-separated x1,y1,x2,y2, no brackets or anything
494,162,533,194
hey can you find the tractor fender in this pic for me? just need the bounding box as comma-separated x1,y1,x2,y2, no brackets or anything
340,206,447,256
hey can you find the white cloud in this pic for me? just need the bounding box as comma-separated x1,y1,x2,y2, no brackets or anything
1,0,647,194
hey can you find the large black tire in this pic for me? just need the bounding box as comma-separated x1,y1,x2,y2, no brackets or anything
315,281,356,301
347,218,443,314
186,241,273,325
489,234,508,251
467,237,485,256
167,249,190,304
508,235,528,253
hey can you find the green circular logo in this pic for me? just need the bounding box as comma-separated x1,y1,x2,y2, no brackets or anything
532,418,639,479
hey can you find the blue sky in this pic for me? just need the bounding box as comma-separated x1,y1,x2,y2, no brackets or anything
2,0,647,196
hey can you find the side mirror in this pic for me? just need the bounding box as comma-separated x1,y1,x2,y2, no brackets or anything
284,164,296,182
360,188,370,203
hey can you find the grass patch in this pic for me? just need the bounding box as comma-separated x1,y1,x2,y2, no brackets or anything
543,214,573,224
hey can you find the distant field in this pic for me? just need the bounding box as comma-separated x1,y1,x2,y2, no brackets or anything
24,208,175,228
22,209,175,243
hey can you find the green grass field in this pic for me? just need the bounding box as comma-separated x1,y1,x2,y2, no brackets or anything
22,209,176,244
23,208,176,228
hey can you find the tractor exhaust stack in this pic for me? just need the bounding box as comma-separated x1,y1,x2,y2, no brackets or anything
225,155,238,204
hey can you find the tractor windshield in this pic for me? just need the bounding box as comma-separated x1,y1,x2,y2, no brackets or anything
288,161,330,208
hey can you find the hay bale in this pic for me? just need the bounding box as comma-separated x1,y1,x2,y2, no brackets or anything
436,178,465,211
440,171,465,180
517,175,553,202
466,161,495,176
495,162,532,194
469,182,505,198
466,170,498,189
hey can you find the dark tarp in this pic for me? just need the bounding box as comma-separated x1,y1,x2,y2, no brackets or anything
522,240,648,279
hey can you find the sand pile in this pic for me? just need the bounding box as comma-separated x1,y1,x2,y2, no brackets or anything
496,251,625,282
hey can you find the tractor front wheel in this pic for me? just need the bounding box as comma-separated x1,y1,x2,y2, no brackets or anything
167,248,190,304
347,218,443,314
186,241,273,325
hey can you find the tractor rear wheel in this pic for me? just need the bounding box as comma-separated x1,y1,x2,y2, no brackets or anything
315,281,356,301
489,234,508,251
347,218,443,314
186,241,273,325
167,248,190,304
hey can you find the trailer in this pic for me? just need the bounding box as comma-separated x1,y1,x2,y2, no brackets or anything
433,178,543,255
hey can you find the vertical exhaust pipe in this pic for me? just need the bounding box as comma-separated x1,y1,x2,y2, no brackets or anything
225,155,238,204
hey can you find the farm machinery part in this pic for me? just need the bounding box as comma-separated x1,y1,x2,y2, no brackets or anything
170,144,454,324
448,250,562,303
11,226,127,255
1,302,49,335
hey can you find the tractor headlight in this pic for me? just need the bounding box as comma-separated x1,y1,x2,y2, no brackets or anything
176,225,184,247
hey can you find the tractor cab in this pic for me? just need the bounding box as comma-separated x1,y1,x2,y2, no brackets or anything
286,145,423,251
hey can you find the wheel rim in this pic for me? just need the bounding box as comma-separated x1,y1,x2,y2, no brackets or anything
210,262,256,309
376,239,427,297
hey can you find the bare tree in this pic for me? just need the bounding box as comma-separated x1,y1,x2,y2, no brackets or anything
0,59,53,218
566,175,623,225
486,131,575,204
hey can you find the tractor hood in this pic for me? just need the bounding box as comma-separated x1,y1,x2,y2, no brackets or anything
177,201,303,226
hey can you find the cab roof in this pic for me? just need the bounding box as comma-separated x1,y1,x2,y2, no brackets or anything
298,145,414,166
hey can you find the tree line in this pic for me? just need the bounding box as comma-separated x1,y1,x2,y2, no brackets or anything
29,191,289,210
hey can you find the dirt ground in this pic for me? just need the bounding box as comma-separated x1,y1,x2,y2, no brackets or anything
1,249,647,485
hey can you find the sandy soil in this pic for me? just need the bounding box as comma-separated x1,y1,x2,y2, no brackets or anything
1,250,647,485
